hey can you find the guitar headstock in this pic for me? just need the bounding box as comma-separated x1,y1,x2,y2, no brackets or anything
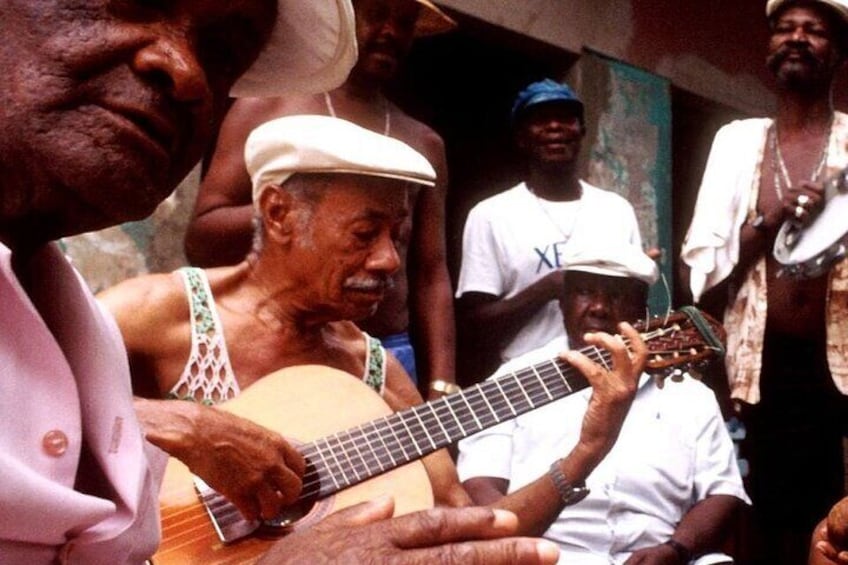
634,306,726,378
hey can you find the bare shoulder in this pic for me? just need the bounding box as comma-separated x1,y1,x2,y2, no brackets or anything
226,94,327,131
389,108,446,162
97,271,188,345
324,322,422,409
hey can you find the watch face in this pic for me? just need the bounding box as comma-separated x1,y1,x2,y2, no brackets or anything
564,485,591,505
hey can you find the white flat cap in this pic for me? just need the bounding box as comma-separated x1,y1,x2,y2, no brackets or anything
766,0,848,26
562,243,659,285
231,0,357,98
245,115,436,203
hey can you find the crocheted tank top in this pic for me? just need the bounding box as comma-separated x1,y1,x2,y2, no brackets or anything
168,267,386,405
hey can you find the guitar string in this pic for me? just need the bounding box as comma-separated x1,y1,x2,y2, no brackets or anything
295,325,691,496
296,366,594,492
198,352,593,520
295,346,616,497
197,347,667,525
202,331,681,520
295,329,688,495
205,327,693,514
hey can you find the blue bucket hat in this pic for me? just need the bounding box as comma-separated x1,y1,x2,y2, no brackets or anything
511,79,584,125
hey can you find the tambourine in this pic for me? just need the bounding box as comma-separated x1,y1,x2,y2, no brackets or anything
773,166,848,279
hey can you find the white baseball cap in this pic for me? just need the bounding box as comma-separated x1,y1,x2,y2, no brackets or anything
245,115,436,204
231,0,358,98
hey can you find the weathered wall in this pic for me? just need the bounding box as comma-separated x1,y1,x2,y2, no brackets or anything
61,165,200,293
438,0,847,114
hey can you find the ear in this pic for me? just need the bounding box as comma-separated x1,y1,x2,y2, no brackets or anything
258,185,295,245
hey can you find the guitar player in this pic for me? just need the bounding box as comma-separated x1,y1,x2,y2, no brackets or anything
100,115,648,560
458,242,750,563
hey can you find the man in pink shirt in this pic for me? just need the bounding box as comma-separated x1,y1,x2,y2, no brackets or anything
0,1,355,561
0,1,640,564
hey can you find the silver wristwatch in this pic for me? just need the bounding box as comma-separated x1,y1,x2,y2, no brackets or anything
548,459,590,506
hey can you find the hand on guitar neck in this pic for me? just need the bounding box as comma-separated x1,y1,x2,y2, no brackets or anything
559,322,645,477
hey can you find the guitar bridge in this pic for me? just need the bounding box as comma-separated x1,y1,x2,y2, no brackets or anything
193,477,261,544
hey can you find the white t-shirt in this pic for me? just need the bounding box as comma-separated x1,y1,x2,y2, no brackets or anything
456,181,642,361
457,336,750,565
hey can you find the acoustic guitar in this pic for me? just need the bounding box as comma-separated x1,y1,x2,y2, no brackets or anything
153,306,725,564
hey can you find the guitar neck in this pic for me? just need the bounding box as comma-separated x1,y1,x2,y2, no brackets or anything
297,344,606,502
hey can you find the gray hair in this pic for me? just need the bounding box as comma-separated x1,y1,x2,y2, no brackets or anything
251,174,330,254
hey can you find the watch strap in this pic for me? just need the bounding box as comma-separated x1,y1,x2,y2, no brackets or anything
548,459,590,506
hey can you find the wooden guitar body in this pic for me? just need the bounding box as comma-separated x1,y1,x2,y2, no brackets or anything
153,366,433,564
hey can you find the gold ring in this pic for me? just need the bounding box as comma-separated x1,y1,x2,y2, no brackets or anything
797,194,811,207
794,205,805,219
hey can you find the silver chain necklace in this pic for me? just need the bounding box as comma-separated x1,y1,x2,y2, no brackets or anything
528,185,584,244
324,91,391,136
770,116,832,200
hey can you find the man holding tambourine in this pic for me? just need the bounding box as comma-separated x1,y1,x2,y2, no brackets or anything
680,1,848,563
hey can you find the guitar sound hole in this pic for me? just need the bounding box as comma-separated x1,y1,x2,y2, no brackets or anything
256,458,331,536
257,499,314,535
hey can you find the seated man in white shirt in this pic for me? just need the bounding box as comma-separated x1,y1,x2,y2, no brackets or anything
457,243,750,564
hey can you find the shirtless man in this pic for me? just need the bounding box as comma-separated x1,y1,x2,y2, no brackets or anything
184,0,457,398
681,1,848,562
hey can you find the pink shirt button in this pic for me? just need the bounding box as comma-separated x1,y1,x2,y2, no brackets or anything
43,430,69,457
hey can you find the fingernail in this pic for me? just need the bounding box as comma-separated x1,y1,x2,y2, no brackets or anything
535,540,560,561
491,508,517,528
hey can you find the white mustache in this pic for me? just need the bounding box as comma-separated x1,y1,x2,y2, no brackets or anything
343,276,394,292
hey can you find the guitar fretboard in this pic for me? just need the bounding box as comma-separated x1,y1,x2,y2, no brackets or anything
297,344,608,501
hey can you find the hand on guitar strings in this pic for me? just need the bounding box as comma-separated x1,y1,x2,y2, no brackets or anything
257,495,560,565
136,398,305,521
561,322,645,472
